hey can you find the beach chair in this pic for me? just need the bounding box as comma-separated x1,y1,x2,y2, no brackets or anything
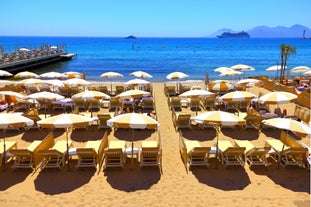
170,97,182,110
217,140,245,168
73,98,86,110
173,113,191,131
166,85,176,96
244,114,262,130
141,98,154,109
179,132,210,170
9,132,54,169
58,87,70,97
69,87,80,96
202,97,216,110
115,85,125,95
27,86,39,94
189,98,201,111
103,136,127,169
97,113,112,129
22,108,41,129
39,85,52,92
109,97,120,111
88,99,101,110
234,140,270,167
39,140,72,170
139,135,162,171
98,85,108,94
265,131,308,168
0,141,17,167
76,132,108,169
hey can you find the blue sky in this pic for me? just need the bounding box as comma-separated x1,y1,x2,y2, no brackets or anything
1,0,310,37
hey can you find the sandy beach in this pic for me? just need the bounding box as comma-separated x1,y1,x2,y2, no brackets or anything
0,82,310,207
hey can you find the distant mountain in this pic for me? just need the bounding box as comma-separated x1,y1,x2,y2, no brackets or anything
210,24,311,38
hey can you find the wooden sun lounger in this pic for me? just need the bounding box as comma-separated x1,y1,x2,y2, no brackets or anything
217,140,245,168
234,140,270,167
139,135,162,171
39,140,73,170
9,132,54,169
0,141,17,167
179,132,210,170
103,139,127,169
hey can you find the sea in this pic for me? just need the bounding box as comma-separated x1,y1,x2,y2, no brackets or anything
1,36,311,82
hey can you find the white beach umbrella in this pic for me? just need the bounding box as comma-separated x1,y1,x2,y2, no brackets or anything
219,70,243,77
214,67,232,73
130,70,153,79
258,91,297,105
40,71,66,79
262,118,311,136
191,111,246,168
0,91,25,99
25,91,65,117
37,113,94,171
19,48,30,52
220,91,256,102
17,78,47,86
0,113,34,166
266,65,286,71
72,90,110,100
125,78,150,85
45,79,65,87
63,71,84,79
100,71,124,92
235,78,262,87
107,112,160,165
0,70,13,77
14,71,39,79
303,70,311,76
166,71,188,80
290,66,311,73
166,71,188,92
0,80,14,86
230,64,255,71
179,89,215,98
116,89,150,99
63,78,90,87
208,80,234,92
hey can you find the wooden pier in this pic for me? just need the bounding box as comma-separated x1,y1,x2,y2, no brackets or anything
0,52,76,73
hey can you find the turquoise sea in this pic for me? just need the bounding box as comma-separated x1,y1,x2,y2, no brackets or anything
1,36,311,82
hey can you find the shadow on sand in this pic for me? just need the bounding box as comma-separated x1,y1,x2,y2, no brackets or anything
105,162,161,192
0,168,30,191
34,169,95,195
253,164,310,193
191,160,250,190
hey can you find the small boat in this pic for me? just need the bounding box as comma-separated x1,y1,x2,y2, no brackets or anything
125,35,136,39
217,31,250,38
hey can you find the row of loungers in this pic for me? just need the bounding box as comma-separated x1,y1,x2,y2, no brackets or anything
1,131,162,172
179,130,309,171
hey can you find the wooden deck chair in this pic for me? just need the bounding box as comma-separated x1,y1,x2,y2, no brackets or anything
179,132,210,170
22,108,41,129
97,113,112,129
141,98,154,109
173,113,191,131
166,85,176,96
27,86,39,94
103,138,127,169
170,97,182,110
9,132,54,169
0,141,17,167
189,98,201,111
139,136,162,170
39,85,52,92
70,87,80,96
39,140,72,170
76,132,108,169
98,85,108,94
202,97,216,110
58,87,69,97
235,140,270,167
281,147,308,168
244,114,262,130
218,140,245,168
109,97,120,110
115,85,125,95
88,99,101,110
73,98,86,110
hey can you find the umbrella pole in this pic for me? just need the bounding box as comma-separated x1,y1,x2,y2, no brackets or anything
215,126,219,169
2,129,6,168
66,128,70,172
131,129,134,167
